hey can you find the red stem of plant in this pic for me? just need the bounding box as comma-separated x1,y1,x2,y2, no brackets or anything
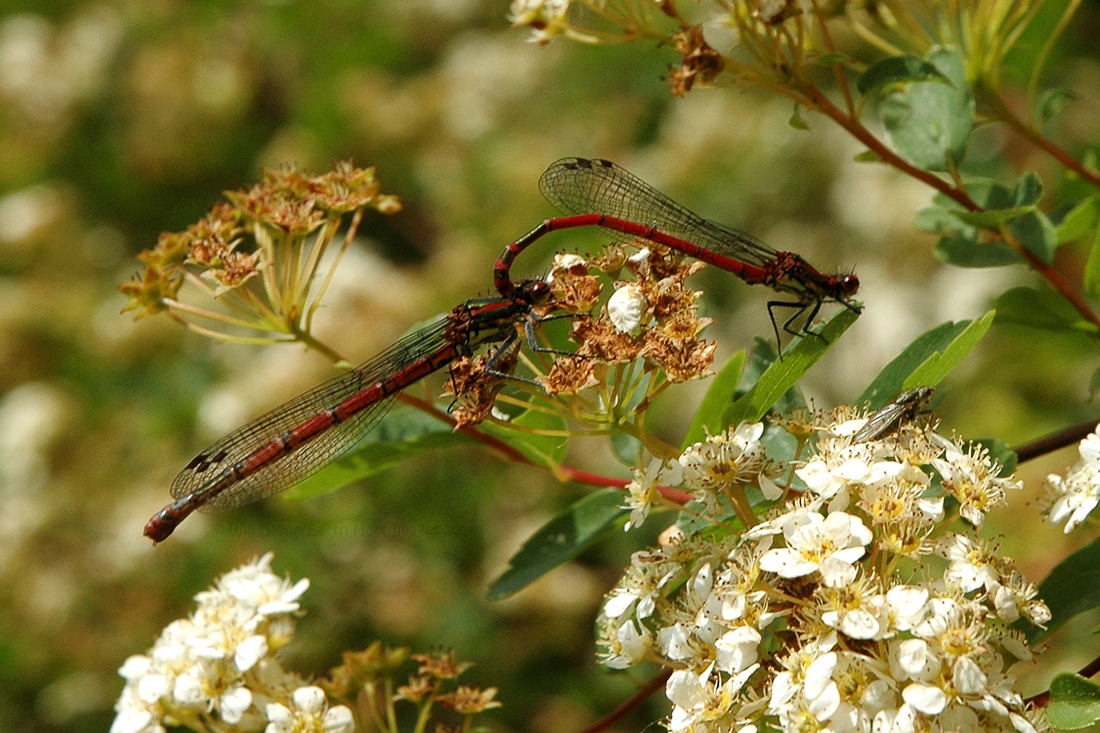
800,84,1100,333
573,668,672,733
398,393,693,504
1014,417,1100,463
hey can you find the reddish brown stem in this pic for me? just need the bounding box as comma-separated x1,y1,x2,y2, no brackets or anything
999,225,1100,333
1014,417,1100,463
798,84,981,212
398,393,693,504
573,668,672,733
986,91,1100,191
560,466,693,504
801,84,1100,334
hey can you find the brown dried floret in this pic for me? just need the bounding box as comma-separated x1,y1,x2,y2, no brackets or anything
118,264,184,318
667,25,724,96
412,649,474,680
647,275,703,319
225,161,401,233
642,329,716,382
570,315,645,363
589,245,630,274
547,254,603,311
396,674,436,703
203,249,261,294
436,685,503,714
544,349,599,395
324,642,410,698
444,345,518,429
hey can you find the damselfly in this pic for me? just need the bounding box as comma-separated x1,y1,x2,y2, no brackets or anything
145,279,553,543
494,157,861,345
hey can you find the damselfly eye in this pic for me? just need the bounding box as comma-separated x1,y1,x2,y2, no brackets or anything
838,274,860,296
527,280,552,303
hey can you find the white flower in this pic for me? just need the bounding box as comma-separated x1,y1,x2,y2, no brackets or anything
931,436,1019,530
235,634,268,671
714,626,761,673
112,553,313,733
803,652,840,720
678,423,767,511
939,534,1000,593
220,686,253,725
1038,428,1100,533
110,708,160,733
265,686,351,733
602,619,652,669
624,458,676,530
608,283,647,332
323,705,355,733
508,0,571,42
759,510,872,587
901,682,947,714
891,638,941,681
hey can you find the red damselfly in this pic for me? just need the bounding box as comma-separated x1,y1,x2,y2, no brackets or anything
145,279,552,543
854,387,934,443
494,157,861,344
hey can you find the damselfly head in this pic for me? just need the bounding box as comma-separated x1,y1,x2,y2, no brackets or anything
519,278,552,304
836,273,860,297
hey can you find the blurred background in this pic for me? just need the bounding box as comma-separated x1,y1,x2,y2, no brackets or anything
2,1,1100,731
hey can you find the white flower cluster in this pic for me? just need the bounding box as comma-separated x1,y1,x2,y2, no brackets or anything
508,0,572,43
1037,423,1100,533
112,553,354,733
625,422,775,529
602,409,1049,733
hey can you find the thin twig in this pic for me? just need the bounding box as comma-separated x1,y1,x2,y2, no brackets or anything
1014,417,1100,463
573,668,673,733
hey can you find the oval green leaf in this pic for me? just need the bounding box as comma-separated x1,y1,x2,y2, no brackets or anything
487,489,628,600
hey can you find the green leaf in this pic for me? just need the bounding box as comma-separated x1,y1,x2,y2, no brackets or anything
682,350,746,448
973,437,1017,475
905,310,994,387
480,407,569,468
952,206,1033,228
1029,536,1100,642
1010,209,1058,264
994,286,1098,334
725,308,859,426
789,104,809,130
934,235,1023,268
914,204,973,236
916,181,1036,269
1048,674,1100,730
1083,218,1100,300
857,55,950,96
1013,171,1044,207
611,431,642,466
856,320,974,408
1057,197,1098,244
1090,365,1100,401
853,150,880,163
878,47,974,172
1036,88,1079,126
487,489,628,600
287,408,470,501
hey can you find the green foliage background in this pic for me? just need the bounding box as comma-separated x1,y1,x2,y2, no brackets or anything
1,1,1099,731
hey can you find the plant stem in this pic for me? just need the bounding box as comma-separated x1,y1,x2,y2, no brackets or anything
572,668,673,733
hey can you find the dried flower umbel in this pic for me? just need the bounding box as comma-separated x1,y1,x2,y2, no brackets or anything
490,244,716,455
601,403,1049,733
119,161,400,361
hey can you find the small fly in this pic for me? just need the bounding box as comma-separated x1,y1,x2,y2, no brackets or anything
854,387,934,443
